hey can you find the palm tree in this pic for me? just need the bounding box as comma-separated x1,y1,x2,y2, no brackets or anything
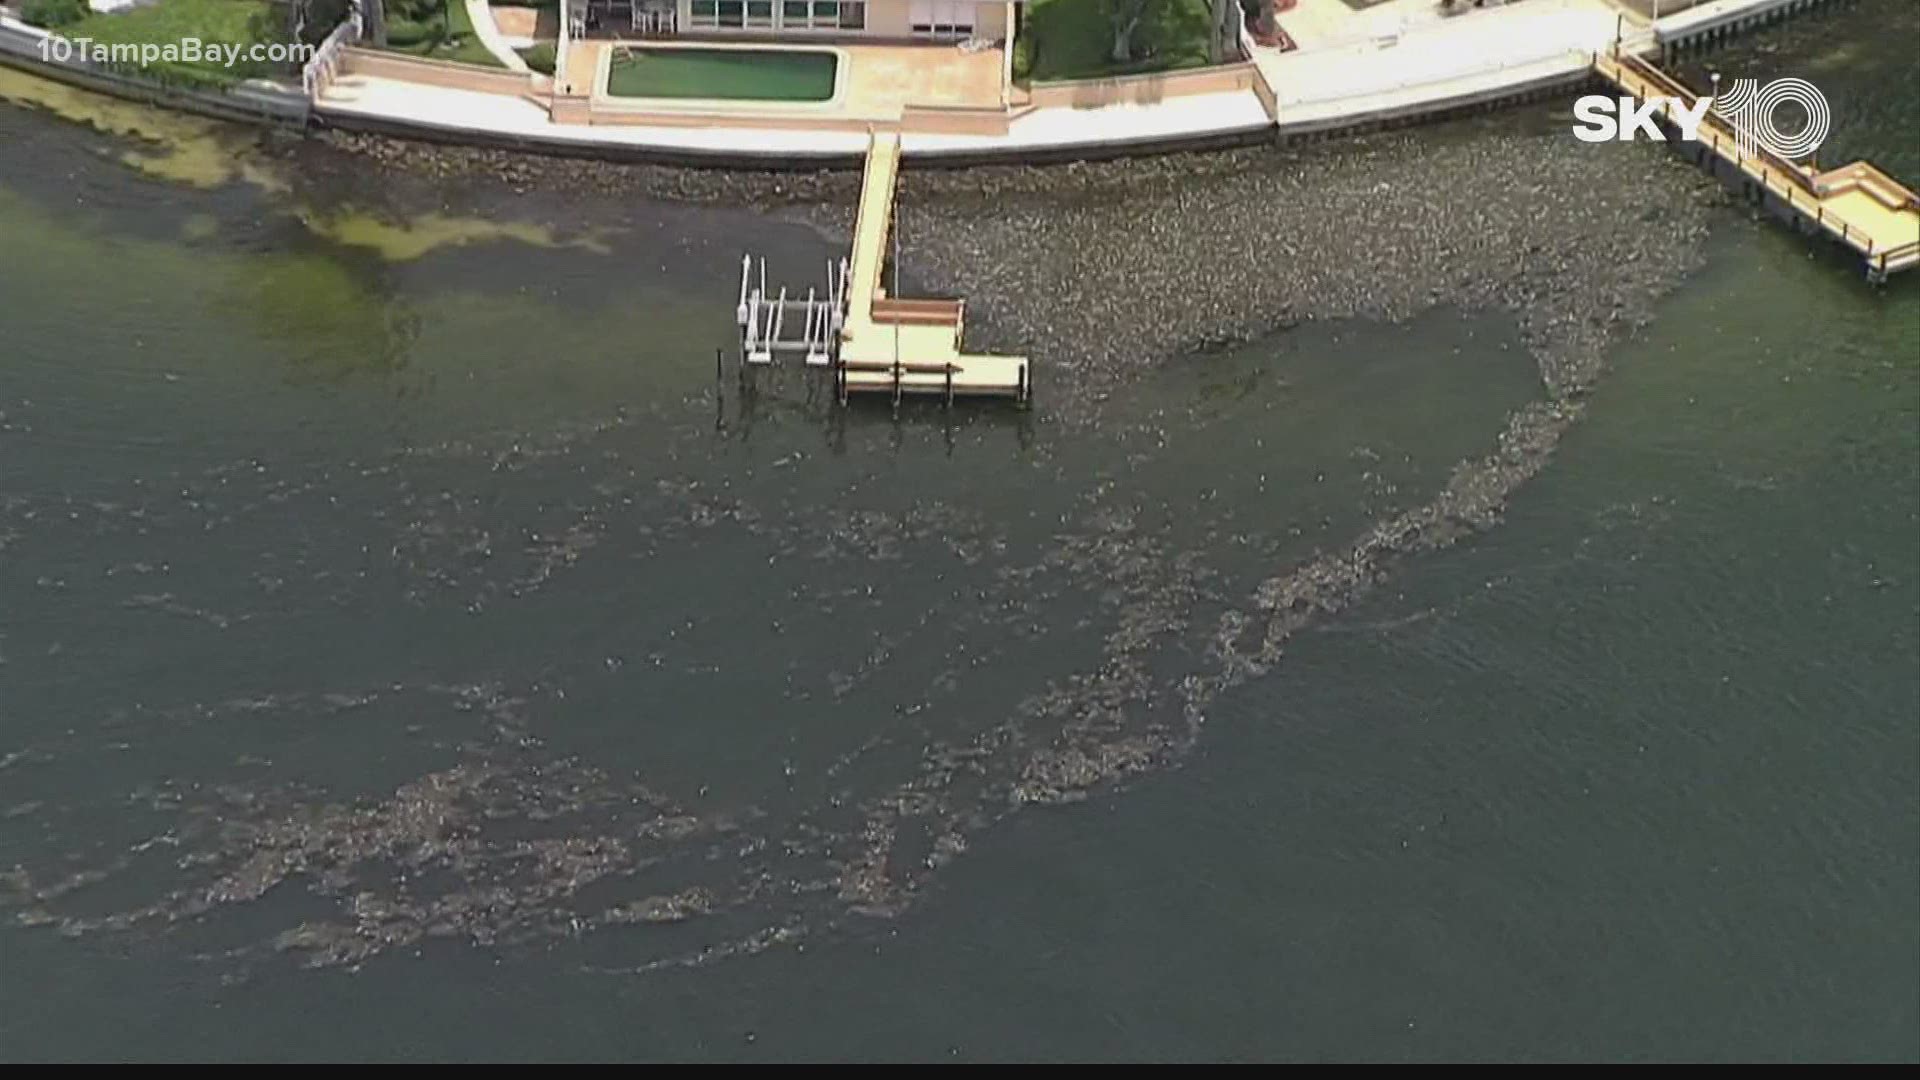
1104,0,1156,66
1210,0,1240,63
366,0,388,46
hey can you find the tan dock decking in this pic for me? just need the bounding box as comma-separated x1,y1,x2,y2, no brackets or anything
837,131,1029,402
1596,51,1920,279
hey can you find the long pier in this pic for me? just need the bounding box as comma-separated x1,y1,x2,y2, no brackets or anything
1595,49,1920,281
835,131,1030,404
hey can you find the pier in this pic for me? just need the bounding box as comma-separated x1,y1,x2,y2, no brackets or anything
731,131,1030,405
1595,49,1920,281
835,131,1030,404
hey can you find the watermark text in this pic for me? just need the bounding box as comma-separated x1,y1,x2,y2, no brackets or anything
38,35,316,70
1572,75,1832,160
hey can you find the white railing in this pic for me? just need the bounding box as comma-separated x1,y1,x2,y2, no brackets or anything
301,3,364,98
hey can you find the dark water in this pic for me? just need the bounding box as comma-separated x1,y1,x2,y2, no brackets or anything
1,6,1916,1062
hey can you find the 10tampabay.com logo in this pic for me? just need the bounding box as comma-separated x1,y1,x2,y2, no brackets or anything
1573,75,1832,160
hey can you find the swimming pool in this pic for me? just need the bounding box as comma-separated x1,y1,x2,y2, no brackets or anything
605,47,839,103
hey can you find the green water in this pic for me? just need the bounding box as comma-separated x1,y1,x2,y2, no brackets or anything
607,48,838,101
1,7,1916,1063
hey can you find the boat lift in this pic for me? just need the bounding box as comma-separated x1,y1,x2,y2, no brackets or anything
726,133,1030,407
736,254,850,368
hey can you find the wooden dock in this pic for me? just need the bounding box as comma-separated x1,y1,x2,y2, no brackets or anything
836,131,1030,403
1595,50,1920,281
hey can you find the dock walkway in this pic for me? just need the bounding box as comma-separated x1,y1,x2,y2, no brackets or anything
836,131,1030,402
1595,50,1920,279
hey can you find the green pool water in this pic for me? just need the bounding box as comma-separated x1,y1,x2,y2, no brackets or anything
606,47,837,102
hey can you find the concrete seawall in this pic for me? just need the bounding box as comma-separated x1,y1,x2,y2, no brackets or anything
1655,0,1851,55
0,1,1852,169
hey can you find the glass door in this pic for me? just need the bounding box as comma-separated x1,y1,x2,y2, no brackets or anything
908,0,976,39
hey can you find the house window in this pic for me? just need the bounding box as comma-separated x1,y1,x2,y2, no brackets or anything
746,0,773,25
838,1,864,29
908,0,973,38
691,0,742,24
777,0,842,27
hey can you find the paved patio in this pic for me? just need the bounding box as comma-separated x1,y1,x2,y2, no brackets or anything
847,42,1005,113
1257,0,1624,108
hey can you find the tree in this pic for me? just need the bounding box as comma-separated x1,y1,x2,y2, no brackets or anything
1102,0,1158,66
1209,0,1240,63
366,0,388,47
274,0,362,49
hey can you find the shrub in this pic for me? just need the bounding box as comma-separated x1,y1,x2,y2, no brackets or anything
383,16,445,46
387,0,447,21
518,42,555,76
21,0,91,29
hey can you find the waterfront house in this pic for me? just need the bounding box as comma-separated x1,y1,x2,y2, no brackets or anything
573,0,1017,43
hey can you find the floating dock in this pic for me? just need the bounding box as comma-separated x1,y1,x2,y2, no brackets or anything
1595,50,1920,281
835,131,1030,403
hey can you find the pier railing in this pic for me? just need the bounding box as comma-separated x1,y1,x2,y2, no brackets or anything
1596,47,1920,276
301,5,364,99
1612,51,1826,199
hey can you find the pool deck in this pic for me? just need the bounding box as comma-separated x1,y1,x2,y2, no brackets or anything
564,39,1005,129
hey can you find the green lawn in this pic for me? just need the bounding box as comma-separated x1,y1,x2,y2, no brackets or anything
386,0,507,69
1018,0,1214,83
517,42,557,77
58,0,282,87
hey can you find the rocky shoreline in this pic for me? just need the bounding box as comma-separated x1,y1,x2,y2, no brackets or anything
312,112,1722,422
893,122,1722,418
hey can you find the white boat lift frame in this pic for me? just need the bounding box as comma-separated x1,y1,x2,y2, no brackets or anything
736,254,850,368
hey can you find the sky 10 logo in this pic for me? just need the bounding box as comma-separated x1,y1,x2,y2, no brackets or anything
1572,75,1832,160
